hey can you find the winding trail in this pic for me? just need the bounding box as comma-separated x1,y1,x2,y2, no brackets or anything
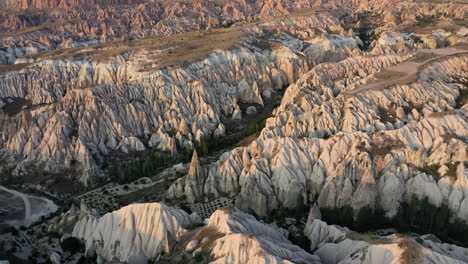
0,185,31,225
343,47,468,95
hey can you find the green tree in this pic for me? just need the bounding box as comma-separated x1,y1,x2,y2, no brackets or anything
275,206,286,225
60,237,84,254
198,134,209,155
295,194,305,221
356,206,374,231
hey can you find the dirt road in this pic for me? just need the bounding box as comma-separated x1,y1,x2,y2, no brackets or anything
343,48,467,95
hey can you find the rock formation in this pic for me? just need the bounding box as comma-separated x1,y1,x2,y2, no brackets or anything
0,0,467,262
69,203,468,264
0,10,361,184
168,51,468,220
72,203,201,263
185,150,205,203
303,208,468,264
195,207,321,264
0,0,466,190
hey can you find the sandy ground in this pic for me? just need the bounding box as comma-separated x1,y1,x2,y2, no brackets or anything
0,185,58,227
343,47,467,95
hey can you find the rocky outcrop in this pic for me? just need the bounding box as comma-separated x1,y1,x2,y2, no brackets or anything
71,203,320,263
0,11,363,185
168,51,468,219
1,0,466,190
304,208,468,264
1,0,468,263
71,203,201,263
1,0,145,9
185,150,205,203
187,207,321,264
69,203,468,264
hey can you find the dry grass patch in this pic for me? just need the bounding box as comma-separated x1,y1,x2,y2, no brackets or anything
398,237,422,264
211,0,229,7
148,28,244,70
23,45,90,61
410,52,439,63
0,19,79,39
394,73,418,86
453,42,468,50
11,6,324,68
23,25,245,69
428,110,456,118
288,7,323,17
346,231,393,245
400,15,461,35
0,63,31,73
188,226,225,251
370,135,405,156
235,133,259,147
144,6,320,70
374,70,407,80
417,52,468,70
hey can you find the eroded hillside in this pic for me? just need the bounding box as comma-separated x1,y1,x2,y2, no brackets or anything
0,0,467,263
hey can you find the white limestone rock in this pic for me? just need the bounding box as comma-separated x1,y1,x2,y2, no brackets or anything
72,203,201,263
193,207,322,264
304,209,468,264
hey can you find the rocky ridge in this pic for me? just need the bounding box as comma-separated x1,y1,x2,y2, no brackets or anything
72,203,201,262
0,1,467,262
0,11,362,184
303,208,468,264
168,51,468,219
69,202,468,264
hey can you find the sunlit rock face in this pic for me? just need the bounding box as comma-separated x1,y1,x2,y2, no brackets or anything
71,203,319,263
71,203,468,264
72,203,201,262
200,207,322,264
168,50,468,219
0,0,467,219
0,6,366,184
0,0,467,263
304,209,468,264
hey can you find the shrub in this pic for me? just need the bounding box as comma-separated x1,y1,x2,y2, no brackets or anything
60,237,84,254
321,205,354,228
427,163,440,174
394,195,468,247
355,206,389,232
275,206,286,225
295,195,306,221
415,16,437,27
189,223,204,230
2,226,19,236
399,238,422,264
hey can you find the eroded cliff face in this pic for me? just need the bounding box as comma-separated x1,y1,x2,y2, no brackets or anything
1,0,464,64
70,202,468,263
167,43,468,220
72,202,201,262
0,10,366,184
0,0,467,263
0,0,467,217
0,0,350,64
303,208,468,264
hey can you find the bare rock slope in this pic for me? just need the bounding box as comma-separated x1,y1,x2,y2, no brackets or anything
71,203,468,264
72,203,201,262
